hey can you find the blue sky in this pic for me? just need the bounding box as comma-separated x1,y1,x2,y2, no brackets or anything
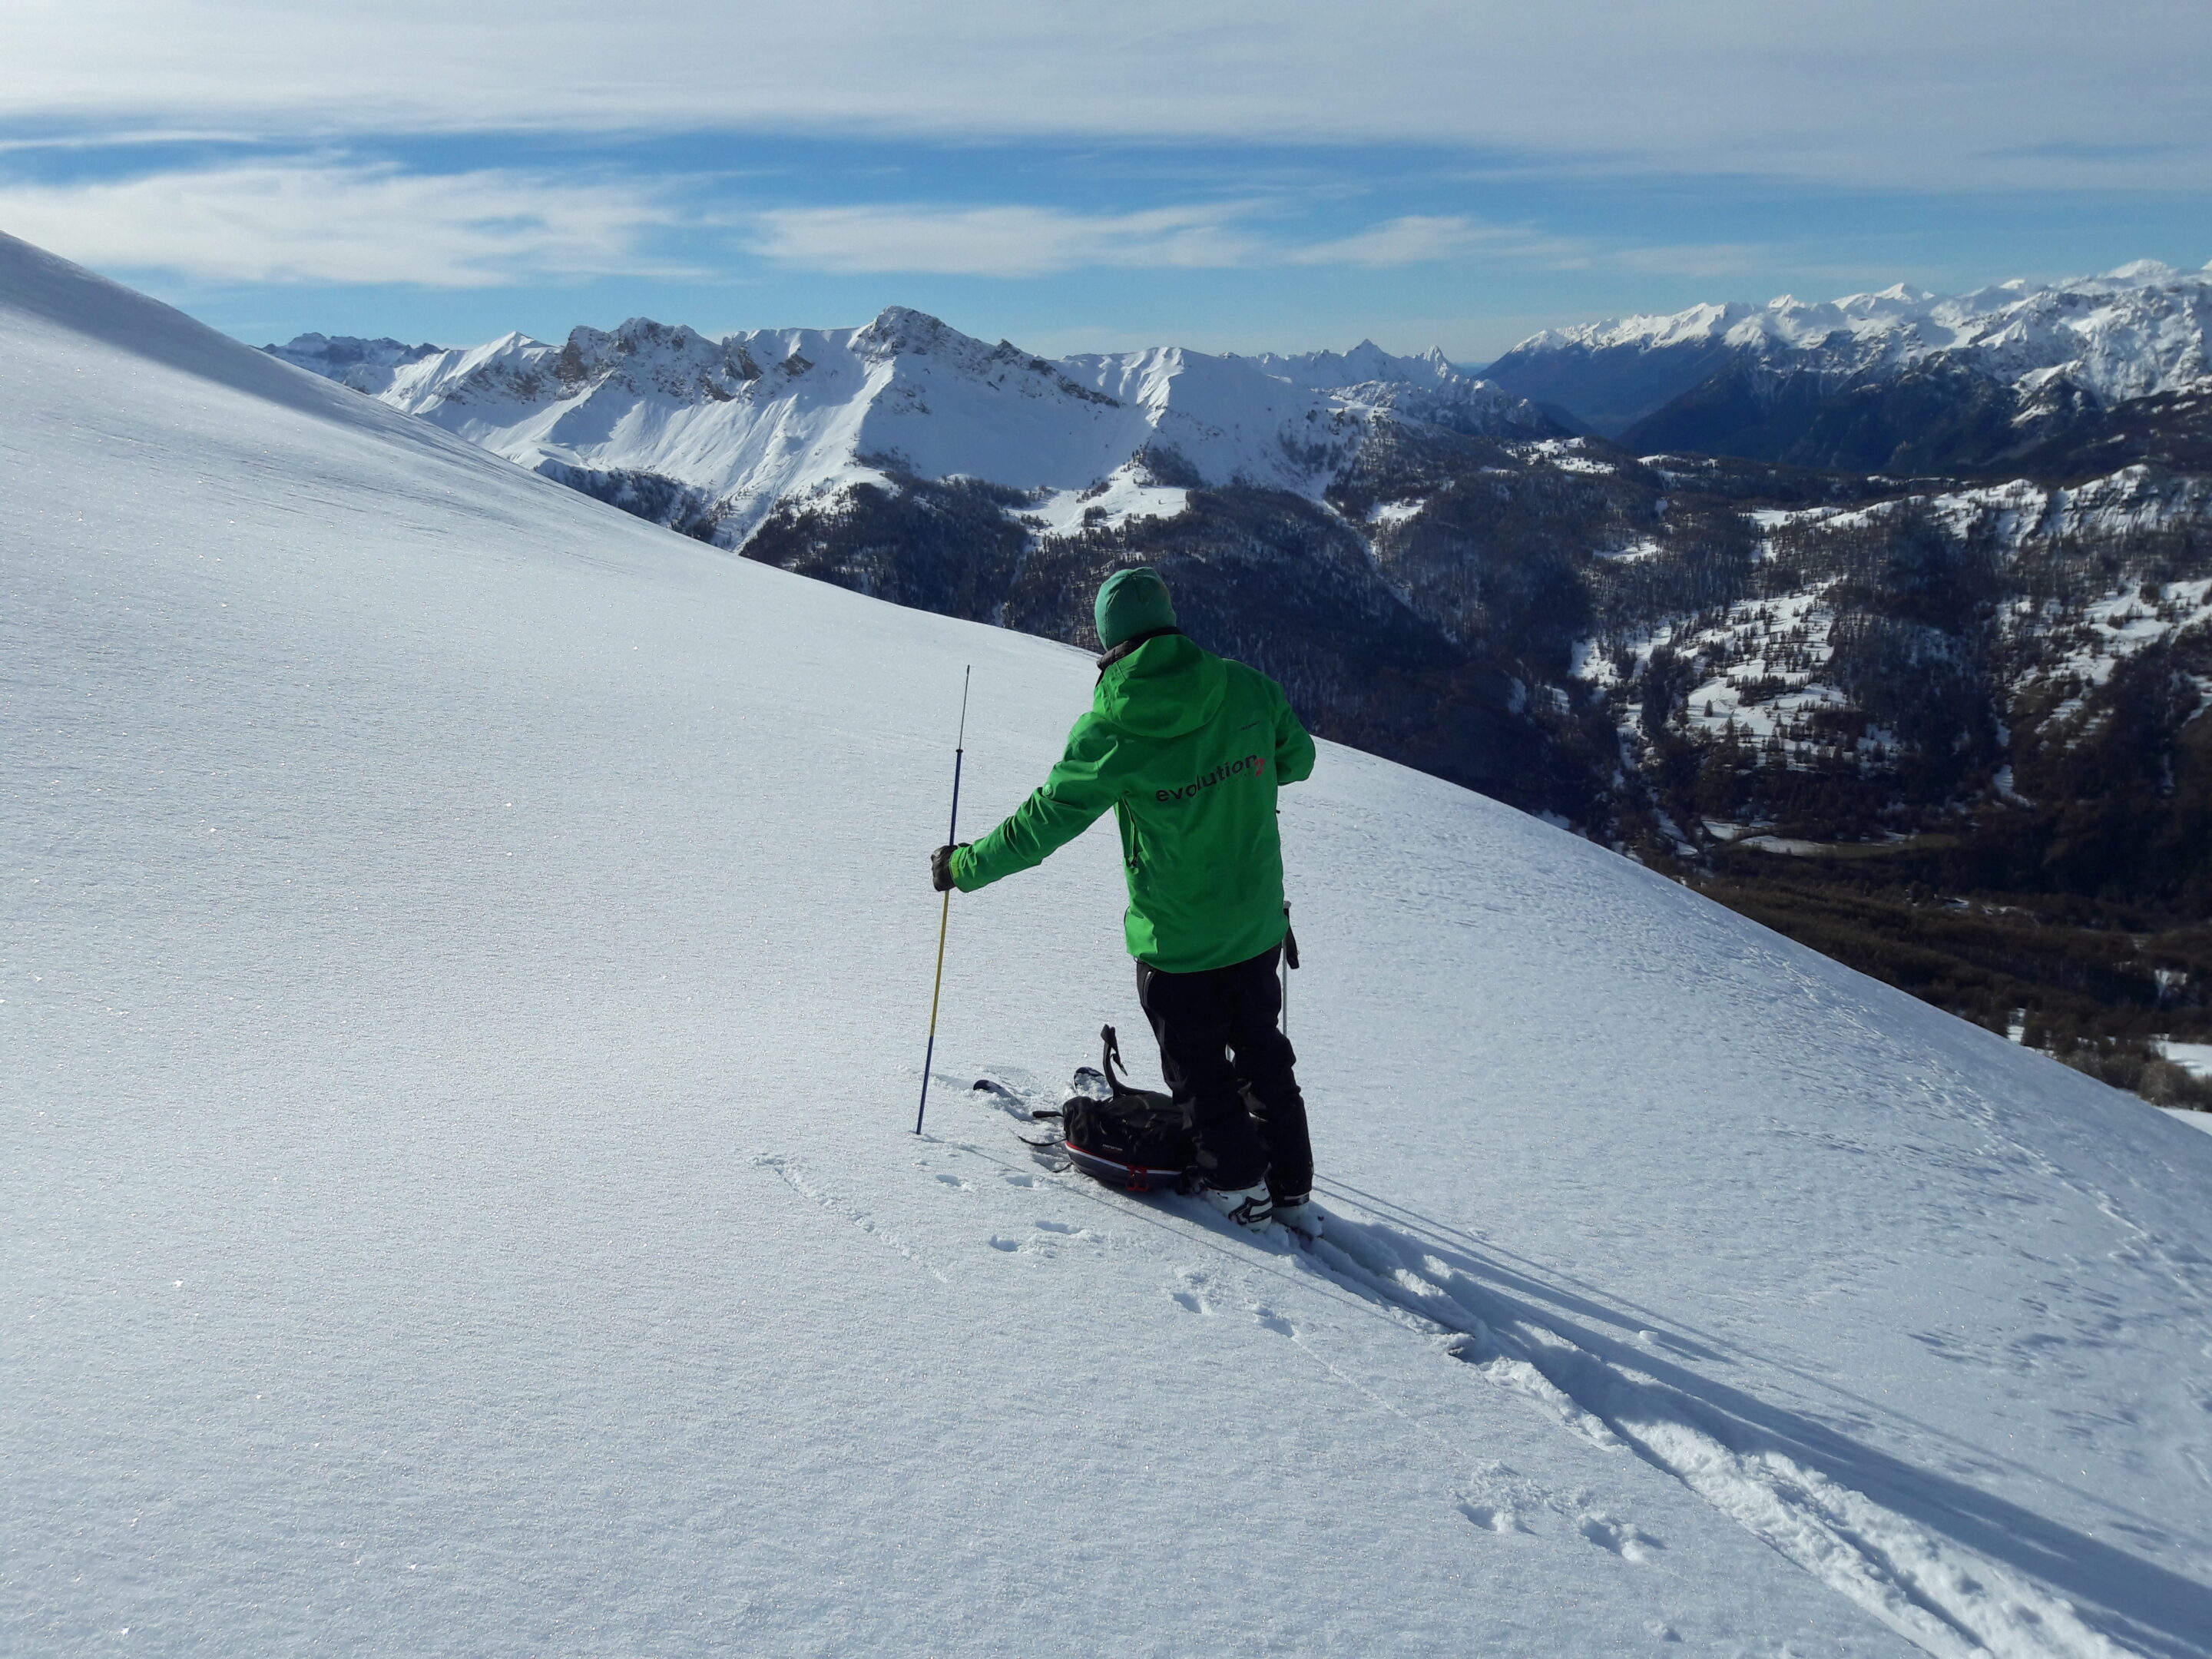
4,0,2208,365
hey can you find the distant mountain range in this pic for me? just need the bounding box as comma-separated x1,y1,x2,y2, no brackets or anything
265,312,1561,549
271,260,2212,531
272,263,2212,898
1480,260,2212,473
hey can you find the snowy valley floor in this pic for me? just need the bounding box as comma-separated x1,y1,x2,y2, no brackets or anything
5,231,2212,1657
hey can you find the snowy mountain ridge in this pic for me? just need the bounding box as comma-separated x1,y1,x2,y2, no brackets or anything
1482,260,2212,447
1243,338,1464,388
267,331,442,384
266,260,2212,547
1502,260,2212,403
267,310,1556,547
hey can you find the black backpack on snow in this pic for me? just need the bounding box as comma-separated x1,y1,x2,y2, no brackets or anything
1031,1025,1195,1192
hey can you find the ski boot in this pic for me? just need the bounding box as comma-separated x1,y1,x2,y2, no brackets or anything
1204,1183,1276,1229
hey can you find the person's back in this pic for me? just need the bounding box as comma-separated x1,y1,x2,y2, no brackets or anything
932,568,1323,1235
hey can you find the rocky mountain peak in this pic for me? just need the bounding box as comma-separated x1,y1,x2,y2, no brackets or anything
857,305,958,358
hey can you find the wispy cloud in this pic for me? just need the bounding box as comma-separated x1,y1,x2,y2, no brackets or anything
0,161,1832,292
0,157,2022,321
750,203,1583,277
0,161,692,286
1289,215,1585,270
747,203,1266,277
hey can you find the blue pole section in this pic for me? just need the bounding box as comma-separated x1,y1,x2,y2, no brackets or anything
916,667,972,1135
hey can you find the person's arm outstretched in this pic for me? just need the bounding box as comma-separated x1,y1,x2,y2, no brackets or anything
950,716,1128,892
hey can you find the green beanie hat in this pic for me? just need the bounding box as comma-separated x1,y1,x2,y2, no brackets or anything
1094,567,1177,649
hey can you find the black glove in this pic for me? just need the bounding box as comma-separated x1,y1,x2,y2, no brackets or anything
931,843,969,892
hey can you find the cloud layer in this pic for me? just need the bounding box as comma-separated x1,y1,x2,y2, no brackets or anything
747,204,1265,278
5,2,2205,363
5,0,2210,190
0,164,1599,286
0,162,687,286
747,205,1551,279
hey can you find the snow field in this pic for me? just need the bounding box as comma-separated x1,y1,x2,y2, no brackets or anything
8,233,2212,1657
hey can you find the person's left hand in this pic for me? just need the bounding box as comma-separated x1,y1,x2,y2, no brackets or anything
931,843,968,892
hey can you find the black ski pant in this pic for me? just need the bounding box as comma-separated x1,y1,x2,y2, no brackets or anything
1135,943,1312,1198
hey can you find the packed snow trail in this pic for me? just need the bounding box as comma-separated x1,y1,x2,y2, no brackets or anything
8,232,2212,1656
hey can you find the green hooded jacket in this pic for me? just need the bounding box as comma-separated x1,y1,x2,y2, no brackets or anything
950,634,1316,972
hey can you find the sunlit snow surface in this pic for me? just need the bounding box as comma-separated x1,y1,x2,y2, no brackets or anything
7,233,2212,1657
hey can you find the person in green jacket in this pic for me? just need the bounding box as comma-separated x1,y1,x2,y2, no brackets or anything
931,568,1322,1236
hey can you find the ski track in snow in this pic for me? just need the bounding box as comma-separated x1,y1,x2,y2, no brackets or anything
750,1152,949,1284
1309,1220,2136,1659
949,1079,2151,1659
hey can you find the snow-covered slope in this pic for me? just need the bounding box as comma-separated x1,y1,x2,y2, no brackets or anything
11,231,2212,1657
1485,260,2212,437
266,312,1553,546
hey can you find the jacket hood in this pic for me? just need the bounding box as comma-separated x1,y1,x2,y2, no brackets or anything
1094,634,1224,739
1094,567,1177,649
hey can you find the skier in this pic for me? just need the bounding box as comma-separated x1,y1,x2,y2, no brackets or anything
931,568,1323,1236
